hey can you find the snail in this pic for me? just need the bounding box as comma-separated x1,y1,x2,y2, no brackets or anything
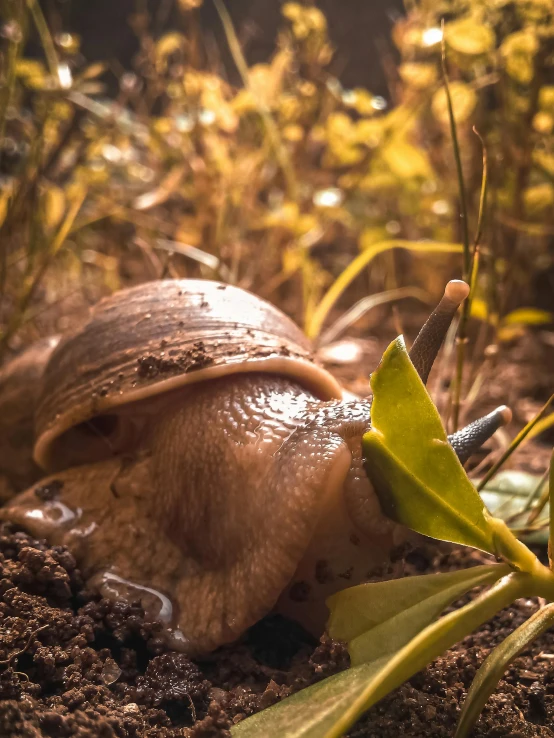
0,278,510,655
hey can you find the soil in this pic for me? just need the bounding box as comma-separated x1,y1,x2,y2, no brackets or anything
2,524,554,738
0,328,553,738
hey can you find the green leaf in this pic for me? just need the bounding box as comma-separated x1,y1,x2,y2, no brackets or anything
502,308,553,326
501,30,538,85
445,18,495,56
233,574,525,738
381,138,434,180
398,62,438,90
327,565,511,666
306,242,463,340
324,574,524,738
432,82,477,125
363,337,497,553
455,603,554,738
230,658,388,738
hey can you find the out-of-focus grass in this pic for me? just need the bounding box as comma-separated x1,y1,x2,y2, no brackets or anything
0,0,553,362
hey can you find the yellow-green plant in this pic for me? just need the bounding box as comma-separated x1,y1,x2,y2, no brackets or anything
232,336,554,738
8,1,554,356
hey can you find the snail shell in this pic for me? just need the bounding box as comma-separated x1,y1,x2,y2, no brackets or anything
35,279,342,470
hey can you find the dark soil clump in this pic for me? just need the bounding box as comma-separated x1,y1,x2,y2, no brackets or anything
2,524,554,737
0,523,347,737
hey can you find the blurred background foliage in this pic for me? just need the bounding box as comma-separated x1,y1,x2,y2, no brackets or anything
0,0,553,359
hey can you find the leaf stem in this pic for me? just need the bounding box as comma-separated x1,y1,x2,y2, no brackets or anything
488,517,554,600
488,516,540,573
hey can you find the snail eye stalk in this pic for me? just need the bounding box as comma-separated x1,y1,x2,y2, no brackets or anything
448,406,512,464
409,280,469,385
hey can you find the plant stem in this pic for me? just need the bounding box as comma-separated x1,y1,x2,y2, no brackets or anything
0,3,25,151
450,131,487,431
485,518,554,599
528,563,554,602
488,516,540,573
440,24,470,279
214,0,298,202
26,0,60,81
0,185,86,358
525,469,551,524
522,467,550,514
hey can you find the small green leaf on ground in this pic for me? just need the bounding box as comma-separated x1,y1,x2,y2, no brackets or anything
455,603,554,738
327,564,510,666
363,337,497,553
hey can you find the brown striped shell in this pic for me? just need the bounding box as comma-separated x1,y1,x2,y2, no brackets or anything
34,279,343,470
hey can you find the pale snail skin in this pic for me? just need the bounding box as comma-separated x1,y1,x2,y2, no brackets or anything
0,278,510,655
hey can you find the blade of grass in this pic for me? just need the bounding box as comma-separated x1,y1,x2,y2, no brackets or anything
0,3,25,152
318,286,429,346
472,128,489,261
232,574,526,738
214,0,297,202
324,573,526,738
525,411,554,444
0,184,87,358
440,21,470,279
549,449,554,569
477,394,554,492
154,238,232,282
26,0,60,82
0,2,27,309
306,240,463,340
524,469,550,525
450,129,488,431
455,603,554,738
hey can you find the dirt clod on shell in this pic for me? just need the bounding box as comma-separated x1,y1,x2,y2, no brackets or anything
136,341,215,380
2,523,554,737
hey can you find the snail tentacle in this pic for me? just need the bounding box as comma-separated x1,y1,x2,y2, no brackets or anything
448,405,512,465
409,280,470,384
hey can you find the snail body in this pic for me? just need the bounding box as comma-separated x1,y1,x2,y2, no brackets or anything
0,279,509,654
